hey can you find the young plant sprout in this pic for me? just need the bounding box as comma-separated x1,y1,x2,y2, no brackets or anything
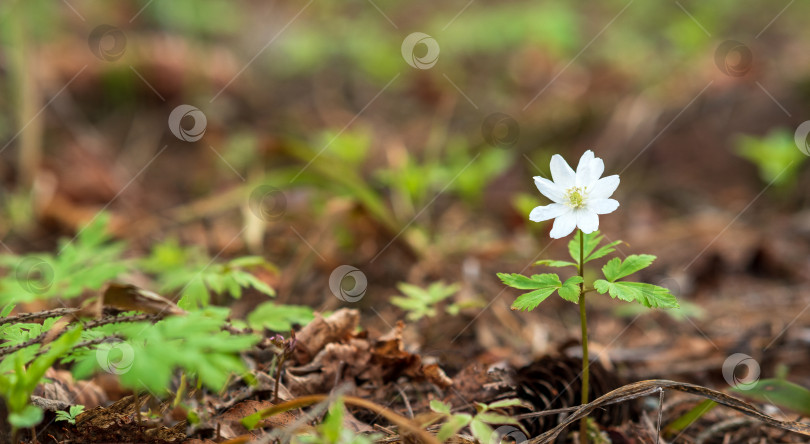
498,150,679,444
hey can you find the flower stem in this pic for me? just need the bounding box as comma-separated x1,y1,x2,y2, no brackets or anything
578,229,590,444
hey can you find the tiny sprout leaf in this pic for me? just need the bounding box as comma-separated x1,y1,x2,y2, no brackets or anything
469,419,495,444
437,413,472,442
242,412,261,430
602,254,656,282
430,400,451,415
485,398,526,410
534,260,577,268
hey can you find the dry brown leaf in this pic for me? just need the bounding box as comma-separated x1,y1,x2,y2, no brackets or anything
293,308,359,365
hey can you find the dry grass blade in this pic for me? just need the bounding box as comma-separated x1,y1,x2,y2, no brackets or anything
528,379,810,443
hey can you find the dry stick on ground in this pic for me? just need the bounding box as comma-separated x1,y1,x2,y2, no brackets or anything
243,394,441,444
0,308,79,326
528,380,810,444
0,313,161,357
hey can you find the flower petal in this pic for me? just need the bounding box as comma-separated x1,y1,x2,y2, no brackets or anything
575,150,594,186
589,175,620,199
585,156,605,186
533,176,564,203
549,210,577,239
588,198,619,215
529,203,568,222
550,154,576,189
576,209,599,233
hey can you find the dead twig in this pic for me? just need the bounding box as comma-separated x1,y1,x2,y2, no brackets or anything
528,380,810,443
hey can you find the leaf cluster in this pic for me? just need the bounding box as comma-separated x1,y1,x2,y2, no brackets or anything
499,231,679,311
428,398,528,443
0,214,128,305
390,281,461,321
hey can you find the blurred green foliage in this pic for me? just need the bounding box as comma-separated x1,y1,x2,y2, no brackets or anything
734,129,807,190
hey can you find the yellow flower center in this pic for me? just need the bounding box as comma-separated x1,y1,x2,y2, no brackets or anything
565,186,586,209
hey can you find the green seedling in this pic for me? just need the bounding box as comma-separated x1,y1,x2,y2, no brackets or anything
498,150,679,444
390,281,461,321
55,404,85,425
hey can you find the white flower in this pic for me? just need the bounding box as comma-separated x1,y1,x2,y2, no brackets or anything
530,150,620,238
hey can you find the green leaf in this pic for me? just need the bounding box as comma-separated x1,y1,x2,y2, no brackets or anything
664,400,716,436
595,281,679,309
9,404,43,428
247,302,314,332
557,276,583,303
730,379,810,416
500,273,561,311
511,287,561,311
429,400,451,415
242,412,261,430
475,412,523,427
534,260,577,268
484,398,526,410
498,273,557,290
601,254,656,282
586,240,623,263
469,418,495,444
437,413,471,442
390,281,460,321
568,231,603,266
593,279,611,295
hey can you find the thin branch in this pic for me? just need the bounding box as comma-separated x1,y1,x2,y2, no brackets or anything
0,308,79,326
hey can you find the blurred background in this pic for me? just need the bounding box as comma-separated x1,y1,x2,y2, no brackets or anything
1,0,810,378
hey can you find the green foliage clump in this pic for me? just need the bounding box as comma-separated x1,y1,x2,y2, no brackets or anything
428,398,527,443
734,129,807,189
0,214,128,305
0,328,82,430
390,281,460,321
247,302,315,332
71,308,258,394
140,239,277,309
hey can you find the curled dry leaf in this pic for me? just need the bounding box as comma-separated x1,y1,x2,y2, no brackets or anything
293,308,359,365
102,283,186,316
287,313,452,396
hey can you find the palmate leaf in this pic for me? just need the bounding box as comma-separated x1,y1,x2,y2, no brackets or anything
594,280,679,309
497,273,583,311
601,254,656,281
566,230,624,267
72,310,258,393
568,231,602,265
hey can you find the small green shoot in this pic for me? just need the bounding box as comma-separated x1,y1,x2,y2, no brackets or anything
734,129,806,189
428,398,528,443
295,397,382,444
55,404,85,425
390,281,461,321
0,214,128,305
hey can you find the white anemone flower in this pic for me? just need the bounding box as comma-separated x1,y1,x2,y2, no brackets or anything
530,150,620,239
